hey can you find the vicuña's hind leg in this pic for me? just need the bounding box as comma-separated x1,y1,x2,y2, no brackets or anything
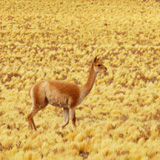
27,99,48,130
62,108,69,128
27,106,40,130
31,118,37,130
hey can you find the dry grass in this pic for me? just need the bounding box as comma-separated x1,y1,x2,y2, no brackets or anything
0,0,160,159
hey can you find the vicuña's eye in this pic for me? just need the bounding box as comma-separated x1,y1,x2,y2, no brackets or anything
98,64,101,67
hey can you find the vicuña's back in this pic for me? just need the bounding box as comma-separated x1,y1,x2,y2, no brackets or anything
27,57,107,130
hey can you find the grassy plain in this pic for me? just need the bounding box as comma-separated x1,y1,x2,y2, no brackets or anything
0,0,160,159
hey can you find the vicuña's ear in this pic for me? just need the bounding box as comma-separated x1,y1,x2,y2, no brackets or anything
94,56,98,63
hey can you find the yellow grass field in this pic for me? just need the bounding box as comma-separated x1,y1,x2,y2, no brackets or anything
0,0,160,159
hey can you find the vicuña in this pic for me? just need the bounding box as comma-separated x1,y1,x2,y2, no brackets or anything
27,56,107,130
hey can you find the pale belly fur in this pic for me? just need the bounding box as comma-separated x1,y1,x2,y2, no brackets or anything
45,83,69,108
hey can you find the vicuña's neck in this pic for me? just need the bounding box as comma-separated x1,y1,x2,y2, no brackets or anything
83,63,97,97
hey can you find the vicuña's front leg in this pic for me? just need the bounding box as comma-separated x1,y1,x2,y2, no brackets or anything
62,108,69,128
70,108,76,127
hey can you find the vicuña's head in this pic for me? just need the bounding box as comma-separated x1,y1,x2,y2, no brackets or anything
93,56,107,73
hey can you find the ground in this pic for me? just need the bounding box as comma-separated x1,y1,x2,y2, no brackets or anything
0,0,160,159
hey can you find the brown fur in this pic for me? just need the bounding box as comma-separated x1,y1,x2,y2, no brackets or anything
47,80,80,108
27,57,107,130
